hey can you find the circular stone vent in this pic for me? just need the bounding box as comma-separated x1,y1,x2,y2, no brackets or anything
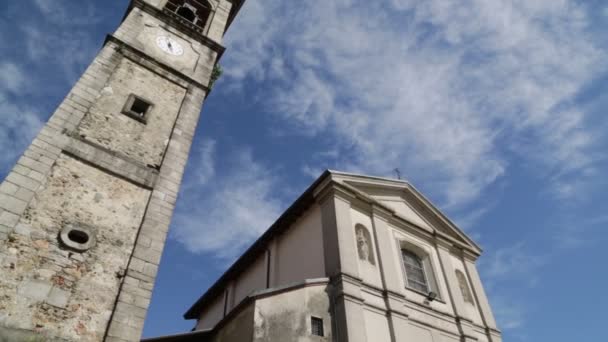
59,225,96,252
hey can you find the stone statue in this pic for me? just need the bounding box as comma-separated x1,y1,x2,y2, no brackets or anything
356,226,374,264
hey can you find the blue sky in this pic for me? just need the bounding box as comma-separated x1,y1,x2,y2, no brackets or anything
1,0,608,340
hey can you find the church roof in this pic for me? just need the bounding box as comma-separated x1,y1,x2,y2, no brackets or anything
184,170,482,319
226,0,246,32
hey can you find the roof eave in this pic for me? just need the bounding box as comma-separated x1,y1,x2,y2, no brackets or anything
224,0,246,34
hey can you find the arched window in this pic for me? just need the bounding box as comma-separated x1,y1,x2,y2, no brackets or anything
456,270,474,304
177,6,197,22
165,0,212,30
401,249,429,293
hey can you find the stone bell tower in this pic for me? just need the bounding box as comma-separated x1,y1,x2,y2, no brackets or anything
0,0,244,341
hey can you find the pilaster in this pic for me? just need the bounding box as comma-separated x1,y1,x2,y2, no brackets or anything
319,189,360,279
331,275,368,342
370,205,403,296
462,255,499,332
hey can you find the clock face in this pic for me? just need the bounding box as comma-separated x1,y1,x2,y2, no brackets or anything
156,36,184,56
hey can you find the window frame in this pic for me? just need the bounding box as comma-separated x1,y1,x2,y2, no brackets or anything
401,249,430,293
396,239,443,300
310,316,324,337
121,94,153,124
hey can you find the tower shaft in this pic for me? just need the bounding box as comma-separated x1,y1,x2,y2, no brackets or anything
0,1,244,341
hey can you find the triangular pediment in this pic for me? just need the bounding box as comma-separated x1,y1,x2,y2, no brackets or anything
328,171,481,254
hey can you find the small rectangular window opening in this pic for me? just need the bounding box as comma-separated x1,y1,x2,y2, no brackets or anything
122,94,153,123
311,316,324,337
131,98,150,117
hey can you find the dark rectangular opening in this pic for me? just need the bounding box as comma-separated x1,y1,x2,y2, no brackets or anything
122,94,153,124
311,317,324,337
131,98,150,117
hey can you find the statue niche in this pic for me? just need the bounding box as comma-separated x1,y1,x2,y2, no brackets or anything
356,224,375,265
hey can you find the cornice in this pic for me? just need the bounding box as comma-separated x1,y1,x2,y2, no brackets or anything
462,249,480,262
105,35,210,91
336,179,482,258
129,0,226,58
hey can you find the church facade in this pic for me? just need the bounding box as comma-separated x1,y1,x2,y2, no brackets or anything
144,171,502,342
0,0,244,341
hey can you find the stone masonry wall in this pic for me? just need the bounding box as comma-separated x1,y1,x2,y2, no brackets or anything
77,58,187,167
0,2,217,340
0,154,150,341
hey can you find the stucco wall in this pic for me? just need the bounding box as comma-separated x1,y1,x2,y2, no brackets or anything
213,303,254,342
196,293,225,330
362,309,391,342
274,205,325,286
232,255,266,310
253,284,332,342
377,198,431,230
0,154,150,341
407,322,435,342
77,58,187,167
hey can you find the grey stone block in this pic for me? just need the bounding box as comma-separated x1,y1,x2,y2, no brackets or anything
46,287,70,308
0,182,19,195
14,223,32,237
6,173,40,192
14,187,35,202
18,279,52,301
0,193,28,214
0,211,20,227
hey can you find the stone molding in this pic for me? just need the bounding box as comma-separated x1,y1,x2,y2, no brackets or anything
63,135,159,189
105,35,210,91
129,0,226,55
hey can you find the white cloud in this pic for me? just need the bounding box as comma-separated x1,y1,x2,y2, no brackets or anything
0,63,26,93
0,94,44,169
490,296,527,331
223,0,606,207
173,148,283,261
188,138,216,187
481,242,546,282
33,0,54,15
0,63,43,167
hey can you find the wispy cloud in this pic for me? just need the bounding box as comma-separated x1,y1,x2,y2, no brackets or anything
0,63,43,170
223,0,606,208
490,296,528,332
481,242,546,283
0,1,112,175
173,147,283,261
0,63,26,93
479,241,547,334
185,138,217,188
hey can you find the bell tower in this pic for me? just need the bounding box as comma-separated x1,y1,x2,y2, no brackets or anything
0,0,244,341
